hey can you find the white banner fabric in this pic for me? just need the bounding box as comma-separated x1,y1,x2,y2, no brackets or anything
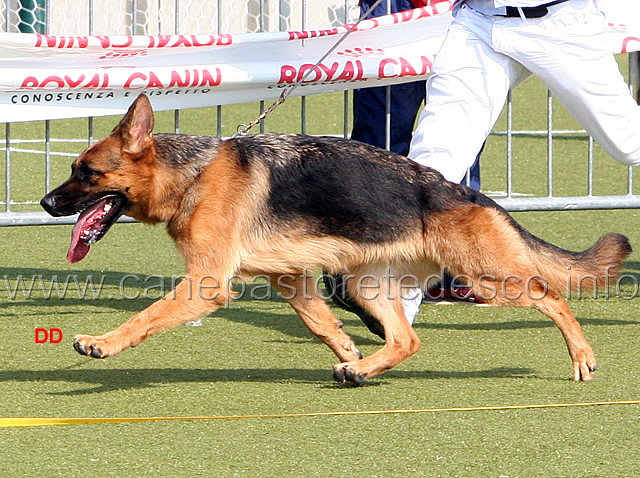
0,0,638,122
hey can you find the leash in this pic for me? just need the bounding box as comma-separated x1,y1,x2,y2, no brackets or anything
234,0,386,137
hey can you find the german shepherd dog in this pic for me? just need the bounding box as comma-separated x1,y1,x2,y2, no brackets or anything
41,94,631,386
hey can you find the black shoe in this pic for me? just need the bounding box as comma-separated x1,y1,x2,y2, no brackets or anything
424,285,485,304
424,272,485,304
322,271,385,340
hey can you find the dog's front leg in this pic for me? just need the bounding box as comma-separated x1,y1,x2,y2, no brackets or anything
73,275,226,359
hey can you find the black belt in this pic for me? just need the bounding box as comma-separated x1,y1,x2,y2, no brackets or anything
501,0,568,18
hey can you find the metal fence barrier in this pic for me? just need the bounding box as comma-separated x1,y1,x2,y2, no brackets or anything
1,0,639,227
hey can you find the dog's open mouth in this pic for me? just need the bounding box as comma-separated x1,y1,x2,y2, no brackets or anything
68,194,128,263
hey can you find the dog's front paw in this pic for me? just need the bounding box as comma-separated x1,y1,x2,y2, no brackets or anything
332,363,367,387
73,335,112,359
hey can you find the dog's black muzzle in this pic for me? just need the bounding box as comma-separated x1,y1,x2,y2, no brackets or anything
40,191,66,217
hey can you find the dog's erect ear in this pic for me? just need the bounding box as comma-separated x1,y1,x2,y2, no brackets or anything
114,94,155,156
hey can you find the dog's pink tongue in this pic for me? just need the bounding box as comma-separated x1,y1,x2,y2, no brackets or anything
67,220,91,263
66,200,109,263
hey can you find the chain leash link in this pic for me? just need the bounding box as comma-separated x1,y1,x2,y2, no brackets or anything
234,0,385,137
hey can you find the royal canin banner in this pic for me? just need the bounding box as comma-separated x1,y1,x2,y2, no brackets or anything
0,0,638,122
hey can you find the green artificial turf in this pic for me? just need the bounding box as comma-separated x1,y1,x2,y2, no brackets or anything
1,61,640,476
1,212,639,477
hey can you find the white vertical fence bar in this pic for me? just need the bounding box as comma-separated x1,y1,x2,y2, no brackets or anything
300,0,307,135
87,0,95,147
384,1,391,151
44,121,51,192
546,89,553,198
174,0,180,133
258,0,265,134
506,90,513,199
4,124,9,212
628,53,638,197
43,0,51,192
216,0,223,138
587,136,594,197
342,0,349,139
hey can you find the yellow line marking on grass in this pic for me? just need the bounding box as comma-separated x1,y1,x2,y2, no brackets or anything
2,399,640,428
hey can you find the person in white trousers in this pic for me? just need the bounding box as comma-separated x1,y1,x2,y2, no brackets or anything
398,0,640,324
410,0,640,183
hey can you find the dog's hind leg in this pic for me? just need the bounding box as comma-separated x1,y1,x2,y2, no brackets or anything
271,273,363,364
535,294,597,382
510,283,597,382
331,267,421,386
481,278,597,382
429,205,599,382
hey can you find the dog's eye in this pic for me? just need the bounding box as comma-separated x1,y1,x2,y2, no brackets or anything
73,163,104,184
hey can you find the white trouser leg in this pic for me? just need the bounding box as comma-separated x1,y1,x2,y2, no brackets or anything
401,287,422,326
408,6,529,183
494,2,640,166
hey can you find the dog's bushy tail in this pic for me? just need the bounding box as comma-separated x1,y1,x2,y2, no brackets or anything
531,232,632,294
449,188,633,295
421,184,631,298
